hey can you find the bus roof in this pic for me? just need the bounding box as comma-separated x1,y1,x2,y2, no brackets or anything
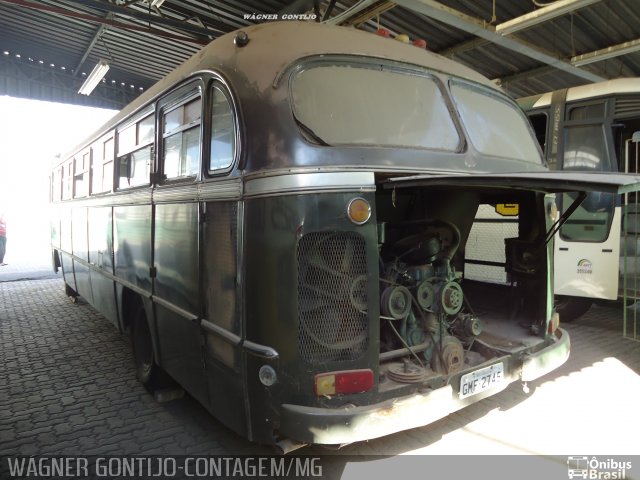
518,77,640,110
61,21,497,160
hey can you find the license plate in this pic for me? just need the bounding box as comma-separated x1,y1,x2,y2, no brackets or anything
459,363,504,399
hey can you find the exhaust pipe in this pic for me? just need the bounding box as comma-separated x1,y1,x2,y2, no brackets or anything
274,438,307,455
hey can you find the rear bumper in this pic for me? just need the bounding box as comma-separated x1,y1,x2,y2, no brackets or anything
521,327,570,381
278,328,570,445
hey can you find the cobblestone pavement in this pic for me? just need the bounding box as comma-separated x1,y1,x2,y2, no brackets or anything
1,277,639,457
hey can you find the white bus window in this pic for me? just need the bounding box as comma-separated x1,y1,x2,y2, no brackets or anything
563,125,611,171
451,82,541,163
162,97,201,179
52,167,62,202
560,124,614,243
102,160,113,192
138,114,154,146
74,155,89,198
101,137,114,193
62,161,73,200
569,103,604,121
210,86,235,172
117,123,136,156
118,147,151,189
130,148,151,186
559,192,614,243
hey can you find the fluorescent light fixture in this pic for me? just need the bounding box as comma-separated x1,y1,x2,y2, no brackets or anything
78,60,110,95
150,0,166,8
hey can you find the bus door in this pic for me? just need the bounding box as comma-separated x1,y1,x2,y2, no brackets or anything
622,132,640,340
554,193,620,300
152,88,209,405
555,103,620,300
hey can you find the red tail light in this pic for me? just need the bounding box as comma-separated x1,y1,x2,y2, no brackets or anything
314,369,374,396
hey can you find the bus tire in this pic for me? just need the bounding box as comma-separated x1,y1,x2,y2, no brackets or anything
131,304,170,392
555,295,592,323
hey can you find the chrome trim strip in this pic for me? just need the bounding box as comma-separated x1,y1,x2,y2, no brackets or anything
242,340,279,359
153,184,199,203
201,319,242,345
54,179,243,208
244,171,376,197
151,295,198,321
198,179,243,201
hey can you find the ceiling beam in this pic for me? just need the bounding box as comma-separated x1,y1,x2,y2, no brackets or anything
340,1,397,27
393,0,605,83
1,0,210,44
572,38,640,66
324,0,378,25
73,13,111,77
442,0,601,58
498,0,601,35
59,0,223,39
497,37,640,89
0,54,137,109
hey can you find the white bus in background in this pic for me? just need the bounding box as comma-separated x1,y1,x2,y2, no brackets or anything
519,79,640,328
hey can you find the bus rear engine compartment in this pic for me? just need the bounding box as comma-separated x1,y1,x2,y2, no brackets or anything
375,187,547,388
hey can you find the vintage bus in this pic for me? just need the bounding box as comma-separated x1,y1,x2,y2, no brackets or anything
50,21,639,452
520,79,640,328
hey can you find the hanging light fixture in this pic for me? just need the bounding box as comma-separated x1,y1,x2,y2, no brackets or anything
78,60,110,95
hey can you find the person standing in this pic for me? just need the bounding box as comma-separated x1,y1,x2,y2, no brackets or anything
0,213,6,266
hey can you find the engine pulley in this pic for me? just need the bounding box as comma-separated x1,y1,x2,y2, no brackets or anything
381,285,412,319
415,280,435,311
433,335,464,375
453,313,482,340
387,361,427,383
440,281,464,315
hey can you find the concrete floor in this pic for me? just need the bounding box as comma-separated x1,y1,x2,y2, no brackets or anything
1,263,639,476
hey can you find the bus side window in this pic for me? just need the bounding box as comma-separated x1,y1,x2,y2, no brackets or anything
103,137,115,192
162,96,201,179
73,149,90,198
52,166,62,202
209,85,235,173
117,113,154,189
62,159,74,200
528,112,548,154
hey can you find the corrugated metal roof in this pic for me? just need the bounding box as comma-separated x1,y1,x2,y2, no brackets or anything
1,0,640,107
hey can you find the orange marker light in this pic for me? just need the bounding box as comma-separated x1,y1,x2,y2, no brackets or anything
347,197,371,225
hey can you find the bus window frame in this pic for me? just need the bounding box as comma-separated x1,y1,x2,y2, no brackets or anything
284,55,467,154
90,132,116,196
449,78,544,164
205,78,240,177
115,106,156,191
72,147,91,199
557,99,617,243
560,99,615,172
157,79,204,185
526,110,550,157
62,158,74,200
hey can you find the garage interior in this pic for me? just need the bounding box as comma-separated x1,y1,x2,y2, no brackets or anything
1,0,640,465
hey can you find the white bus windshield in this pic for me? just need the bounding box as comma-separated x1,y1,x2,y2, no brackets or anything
449,82,542,164
291,65,461,151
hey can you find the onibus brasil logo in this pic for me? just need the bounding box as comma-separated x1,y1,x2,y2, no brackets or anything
567,456,632,479
577,258,593,275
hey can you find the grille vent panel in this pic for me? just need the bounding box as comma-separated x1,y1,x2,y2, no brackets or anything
297,232,369,362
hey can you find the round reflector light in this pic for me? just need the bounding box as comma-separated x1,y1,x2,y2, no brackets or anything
259,365,277,386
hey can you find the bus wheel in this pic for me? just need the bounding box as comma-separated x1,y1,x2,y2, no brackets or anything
554,295,592,323
131,304,166,391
